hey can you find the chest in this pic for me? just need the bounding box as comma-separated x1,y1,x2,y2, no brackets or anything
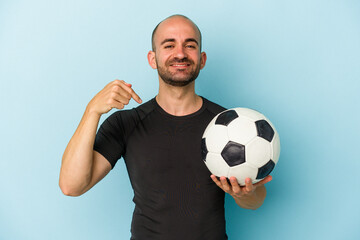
124,114,210,182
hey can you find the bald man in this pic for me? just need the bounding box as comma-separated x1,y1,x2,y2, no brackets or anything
60,15,271,240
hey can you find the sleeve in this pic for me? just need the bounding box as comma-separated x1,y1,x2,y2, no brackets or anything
93,111,126,169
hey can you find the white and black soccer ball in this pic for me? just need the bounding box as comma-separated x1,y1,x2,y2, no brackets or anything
202,108,280,186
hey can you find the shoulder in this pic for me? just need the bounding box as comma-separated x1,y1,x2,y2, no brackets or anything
202,97,226,116
104,98,156,126
134,97,157,119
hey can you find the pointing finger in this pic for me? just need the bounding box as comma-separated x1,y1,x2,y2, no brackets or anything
118,80,142,104
131,90,143,104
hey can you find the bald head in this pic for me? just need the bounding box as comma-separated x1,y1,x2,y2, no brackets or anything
151,15,202,52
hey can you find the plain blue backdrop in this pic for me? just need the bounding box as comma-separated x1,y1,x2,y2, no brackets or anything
1,0,359,239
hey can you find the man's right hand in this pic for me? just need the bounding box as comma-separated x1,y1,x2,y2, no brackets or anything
60,80,142,196
87,79,142,116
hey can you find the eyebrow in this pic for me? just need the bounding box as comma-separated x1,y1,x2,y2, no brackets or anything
160,38,199,46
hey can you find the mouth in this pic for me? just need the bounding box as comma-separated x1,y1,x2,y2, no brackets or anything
170,63,190,69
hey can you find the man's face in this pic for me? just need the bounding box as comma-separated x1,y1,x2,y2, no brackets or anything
149,17,206,87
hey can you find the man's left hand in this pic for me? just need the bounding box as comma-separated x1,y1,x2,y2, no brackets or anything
210,175,272,199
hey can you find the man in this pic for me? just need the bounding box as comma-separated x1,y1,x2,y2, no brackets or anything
59,14,272,239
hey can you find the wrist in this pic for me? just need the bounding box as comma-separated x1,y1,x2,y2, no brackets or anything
85,104,102,118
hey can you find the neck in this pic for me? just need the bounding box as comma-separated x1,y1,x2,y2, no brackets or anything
156,80,202,116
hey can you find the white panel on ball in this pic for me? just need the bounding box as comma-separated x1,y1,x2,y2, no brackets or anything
227,162,259,186
234,108,265,121
245,137,271,168
271,133,281,164
227,116,257,145
204,125,229,154
205,152,230,177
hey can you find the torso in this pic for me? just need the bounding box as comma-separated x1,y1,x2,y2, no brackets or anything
95,97,228,240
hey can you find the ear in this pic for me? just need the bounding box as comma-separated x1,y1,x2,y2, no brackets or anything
200,52,207,70
147,51,157,69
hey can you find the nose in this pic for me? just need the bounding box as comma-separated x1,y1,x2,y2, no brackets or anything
174,45,187,59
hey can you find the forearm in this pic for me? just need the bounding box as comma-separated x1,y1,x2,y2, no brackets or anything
59,107,101,196
234,185,267,210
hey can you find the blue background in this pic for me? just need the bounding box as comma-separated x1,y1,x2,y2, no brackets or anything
1,0,359,239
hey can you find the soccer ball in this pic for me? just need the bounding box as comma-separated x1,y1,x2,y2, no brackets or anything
201,108,280,186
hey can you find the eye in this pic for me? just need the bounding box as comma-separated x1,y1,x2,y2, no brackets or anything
186,45,196,49
164,45,174,49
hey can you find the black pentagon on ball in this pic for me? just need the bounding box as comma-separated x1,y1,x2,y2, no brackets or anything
256,160,275,179
201,138,208,162
221,141,245,167
255,119,274,142
215,110,238,126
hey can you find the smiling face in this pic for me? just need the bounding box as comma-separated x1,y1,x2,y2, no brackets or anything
148,16,207,87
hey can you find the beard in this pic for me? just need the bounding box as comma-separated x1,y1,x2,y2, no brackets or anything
156,57,201,87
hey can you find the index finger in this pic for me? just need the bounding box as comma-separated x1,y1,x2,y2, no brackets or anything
120,81,142,104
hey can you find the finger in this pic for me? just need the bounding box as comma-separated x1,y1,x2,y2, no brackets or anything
229,177,241,194
107,85,131,107
111,91,132,105
254,175,272,187
108,98,125,110
123,82,132,87
220,177,231,192
210,175,223,188
118,81,142,104
210,175,219,183
113,79,128,86
244,178,254,193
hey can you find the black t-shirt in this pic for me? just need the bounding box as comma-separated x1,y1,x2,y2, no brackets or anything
94,97,228,240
